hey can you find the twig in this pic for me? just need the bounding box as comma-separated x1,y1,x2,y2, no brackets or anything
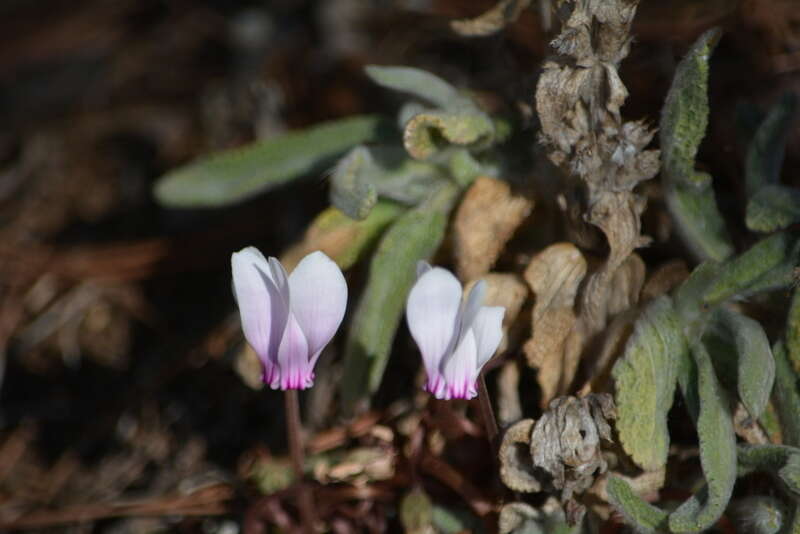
285,389,315,533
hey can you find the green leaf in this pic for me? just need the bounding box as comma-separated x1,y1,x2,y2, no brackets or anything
364,65,466,109
779,453,800,495
606,477,668,533
660,27,721,184
669,342,737,533
743,237,800,296
674,261,721,322
666,176,733,262
788,288,800,374
612,296,685,470
339,184,459,413
153,115,392,207
330,146,446,219
404,109,496,160
703,233,795,305
746,185,800,233
703,308,775,419
745,93,797,195
738,443,800,477
399,489,433,532
772,341,800,447
660,27,733,262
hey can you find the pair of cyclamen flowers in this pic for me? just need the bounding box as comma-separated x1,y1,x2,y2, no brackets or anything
231,247,505,399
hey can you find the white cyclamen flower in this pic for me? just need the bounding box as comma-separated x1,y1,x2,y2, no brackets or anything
405,262,505,400
231,247,347,390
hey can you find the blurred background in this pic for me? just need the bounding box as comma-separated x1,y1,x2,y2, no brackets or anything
0,0,797,532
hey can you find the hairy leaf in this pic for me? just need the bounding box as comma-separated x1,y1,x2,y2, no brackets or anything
364,65,465,109
669,342,737,533
788,289,800,373
660,28,721,184
746,185,800,233
773,341,800,447
330,145,446,219
612,296,685,470
745,93,797,195
154,115,390,207
704,308,775,419
779,453,800,495
606,477,668,533
339,184,458,413
666,176,733,262
660,27,732,262
703,233,794,305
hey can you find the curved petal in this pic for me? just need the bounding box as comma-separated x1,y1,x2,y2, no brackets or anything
406,267,462,377
441,329,479,400
416,260,433,279
288,251,348,358
232,247,289,363
268,256,290,305
458,280,486,343
275,313,313,389
472,306,505,368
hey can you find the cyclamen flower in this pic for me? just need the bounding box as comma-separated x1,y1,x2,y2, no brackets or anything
231,247,347,390
405,262,505,400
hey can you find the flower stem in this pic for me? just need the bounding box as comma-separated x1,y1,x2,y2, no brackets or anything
477,373,499,447
285,389,315,533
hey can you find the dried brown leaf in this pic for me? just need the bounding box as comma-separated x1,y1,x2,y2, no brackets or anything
640,260,689,302
523,243,587,405
466,272,528,353
498,418,540,493
607,252,646,316
450,0,532,37
454,177,533,280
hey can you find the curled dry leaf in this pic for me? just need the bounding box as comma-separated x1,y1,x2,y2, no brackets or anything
523,243,587,405
499,418,540,493
450,0,532,37
454,177,533,281
496,361,522,426
498,394,617,526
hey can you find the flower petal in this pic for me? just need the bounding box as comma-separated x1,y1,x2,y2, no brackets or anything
472,306,505,368
458,280,486,341
268,256,291,305
416,260,433,279
276,313,313,389
288,251,348,359
406,266,463,378
441,329,479,400
232,247,289,362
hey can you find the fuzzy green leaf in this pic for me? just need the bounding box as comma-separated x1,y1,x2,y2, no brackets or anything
339,184,458,413
669,342,737,533
788,289,800,373
364,65,465,109
779,453,800,495
704,308,775,419
403,109,495,160
660,28,721,184
746,185,800,233
745,93,797,195
772,341,800,447
666,176,733,262
674,262,721,322
703,233,794,305
154,115,391,207
330,145,447,219
612,296,685,470
660,27,733,262
606,477,668,533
